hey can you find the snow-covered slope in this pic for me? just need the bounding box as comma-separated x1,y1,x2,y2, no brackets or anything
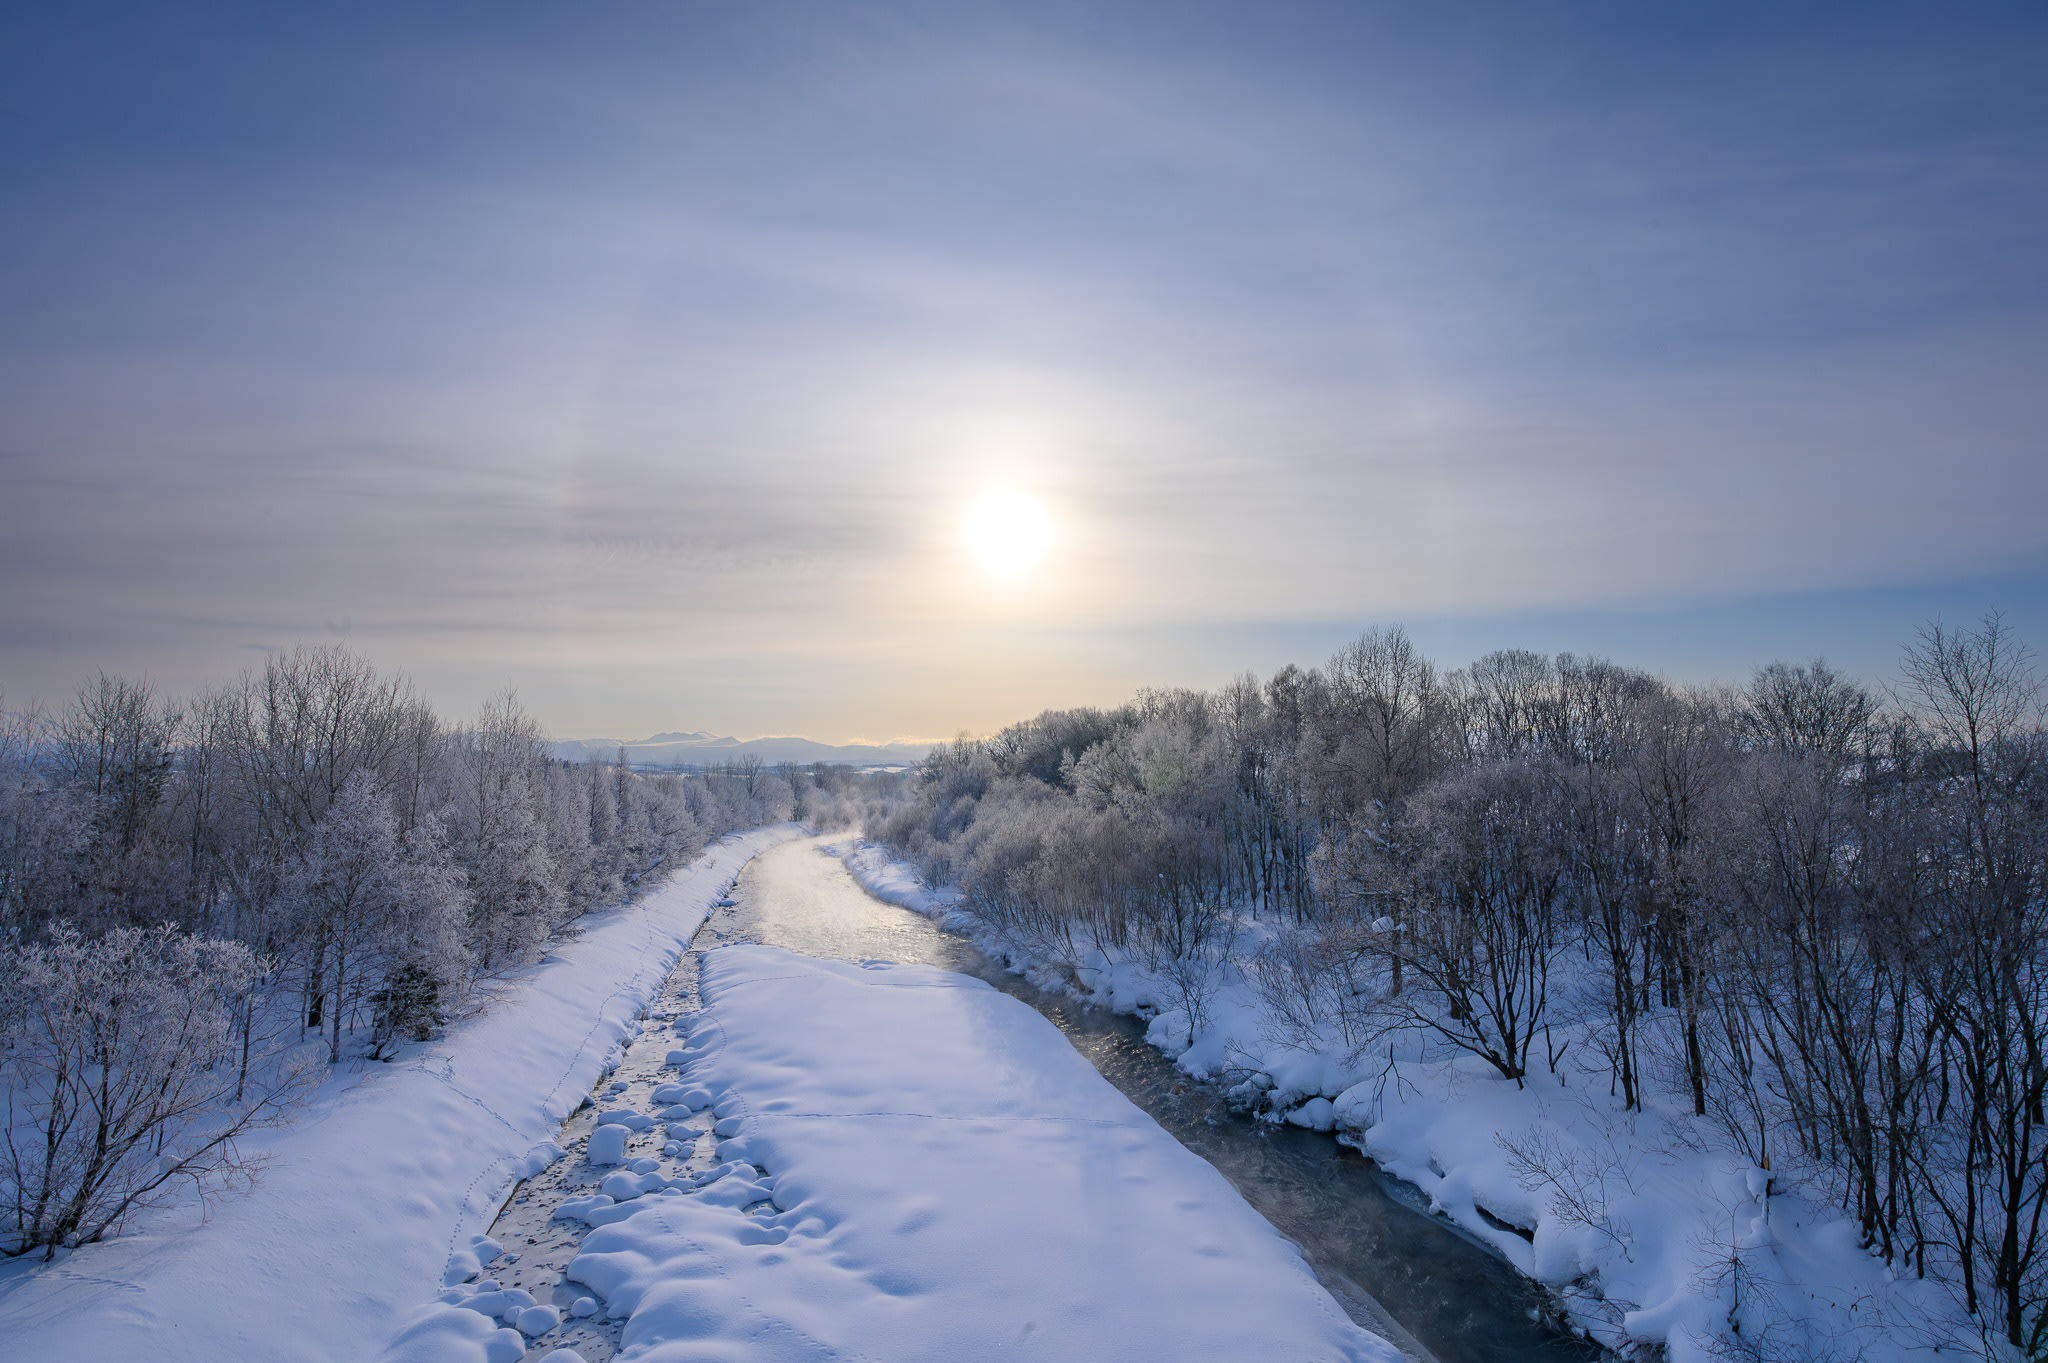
0,826,802,1363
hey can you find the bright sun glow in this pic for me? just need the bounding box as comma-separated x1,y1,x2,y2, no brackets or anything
962,489,1054,582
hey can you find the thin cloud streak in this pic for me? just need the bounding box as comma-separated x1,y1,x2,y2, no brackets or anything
2,4,2045,737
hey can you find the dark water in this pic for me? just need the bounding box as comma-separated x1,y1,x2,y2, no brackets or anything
708,836,1607,1363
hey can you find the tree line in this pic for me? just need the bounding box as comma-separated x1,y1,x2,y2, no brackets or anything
0,644,863,1258
871,615,2048,1353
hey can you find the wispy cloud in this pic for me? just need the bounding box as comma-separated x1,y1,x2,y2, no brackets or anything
3,4,2045,736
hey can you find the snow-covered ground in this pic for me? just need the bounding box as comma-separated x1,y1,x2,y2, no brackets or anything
0,826,802,1363
843,842,1972,1363
533,943,1397,1361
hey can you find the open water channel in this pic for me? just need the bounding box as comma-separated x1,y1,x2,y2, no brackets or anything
714,836,1604,1363
484,834,1607,1363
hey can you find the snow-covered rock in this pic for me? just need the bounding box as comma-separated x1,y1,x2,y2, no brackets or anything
512,1303,562,1336
584,1123,630,1166
598,1168,669,1201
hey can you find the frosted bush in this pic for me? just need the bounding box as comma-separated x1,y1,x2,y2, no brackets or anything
0,923,309,1258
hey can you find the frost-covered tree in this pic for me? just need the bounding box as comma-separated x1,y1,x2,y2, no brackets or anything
440,692,561,972
1373,760,1569,1085
285,772,465,1062
0,924,304,1258
1895,615,2048,1348
0,646,868,1260
856,616,2048,1348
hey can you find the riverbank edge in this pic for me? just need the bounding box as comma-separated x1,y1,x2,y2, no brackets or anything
836,839,1648,1360
0,824,803,1363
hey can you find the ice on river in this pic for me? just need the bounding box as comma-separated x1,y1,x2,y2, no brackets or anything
565,943,1397,1361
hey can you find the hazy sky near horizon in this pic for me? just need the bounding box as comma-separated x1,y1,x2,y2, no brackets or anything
4,3,2047,741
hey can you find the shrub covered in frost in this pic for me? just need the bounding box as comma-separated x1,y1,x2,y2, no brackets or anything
0,923,309,1258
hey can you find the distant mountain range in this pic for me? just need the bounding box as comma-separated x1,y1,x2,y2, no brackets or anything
552,731,935,769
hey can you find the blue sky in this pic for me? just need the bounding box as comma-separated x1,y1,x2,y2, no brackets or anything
3,4,2045,739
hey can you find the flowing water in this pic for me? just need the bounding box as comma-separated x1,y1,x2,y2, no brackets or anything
705,836,1608,1363
483,834,1608,1362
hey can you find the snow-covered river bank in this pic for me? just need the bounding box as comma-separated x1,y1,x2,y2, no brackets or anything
0,826,804,1363
0,828,1597,1362
416,834,1595,1363
402,832,1400,1361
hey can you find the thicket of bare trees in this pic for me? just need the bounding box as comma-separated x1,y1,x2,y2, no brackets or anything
871,616,2048,1352
0,645,816,1257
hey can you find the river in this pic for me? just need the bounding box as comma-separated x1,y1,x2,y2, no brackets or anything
481,833,1606,1363
712,835,1605,1363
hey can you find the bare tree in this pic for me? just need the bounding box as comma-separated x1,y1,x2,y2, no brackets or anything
1372,761,1568,1086
1741,659,1878,760
1627,686,1735,1116
50,673,183,930
1897,615,2048,1348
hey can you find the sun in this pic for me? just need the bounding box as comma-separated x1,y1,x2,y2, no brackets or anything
962,489,1053,582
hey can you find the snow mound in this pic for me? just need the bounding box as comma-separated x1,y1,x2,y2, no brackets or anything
512,1303,561,1336
384,1307,526,1363
597,1168,669,1201
584,1123,630,1166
